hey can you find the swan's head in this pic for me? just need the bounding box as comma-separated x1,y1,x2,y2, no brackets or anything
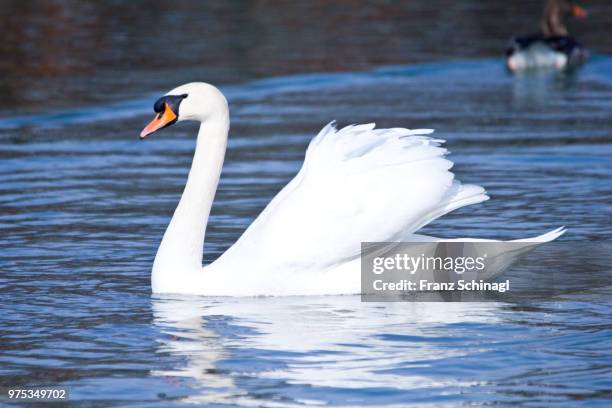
140,82,228,139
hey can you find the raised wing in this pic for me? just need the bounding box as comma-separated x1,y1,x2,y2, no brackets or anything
214,122,488,274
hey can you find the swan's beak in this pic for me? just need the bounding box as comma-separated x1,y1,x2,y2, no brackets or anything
572,4,588,18
140,102,178,139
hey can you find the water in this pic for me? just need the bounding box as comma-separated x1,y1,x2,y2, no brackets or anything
1,1,612,406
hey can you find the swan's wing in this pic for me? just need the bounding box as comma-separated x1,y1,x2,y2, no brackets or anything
215,122,489,273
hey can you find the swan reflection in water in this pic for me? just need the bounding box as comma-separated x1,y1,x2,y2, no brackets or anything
152,295,505,405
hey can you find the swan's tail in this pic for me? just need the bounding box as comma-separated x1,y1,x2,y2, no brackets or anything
423,226,567,243
511,226,567,243
408,227,566,280
480,227,566,279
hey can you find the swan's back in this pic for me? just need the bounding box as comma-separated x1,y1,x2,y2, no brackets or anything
211,122,488,281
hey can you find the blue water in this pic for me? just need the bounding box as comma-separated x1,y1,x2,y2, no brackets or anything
1,57,612,406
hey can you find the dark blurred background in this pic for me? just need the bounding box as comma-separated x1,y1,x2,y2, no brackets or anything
1,0,610,113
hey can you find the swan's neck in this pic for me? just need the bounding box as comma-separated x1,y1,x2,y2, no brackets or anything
153,115,229,279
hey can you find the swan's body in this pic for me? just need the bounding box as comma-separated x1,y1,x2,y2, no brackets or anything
506,0,588,72
141,83,565,296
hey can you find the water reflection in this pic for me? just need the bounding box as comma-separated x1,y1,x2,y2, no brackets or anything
511,68,580,105
152,295,504,404
152,296,236,404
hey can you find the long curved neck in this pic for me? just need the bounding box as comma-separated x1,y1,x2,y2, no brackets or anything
153,114,229,275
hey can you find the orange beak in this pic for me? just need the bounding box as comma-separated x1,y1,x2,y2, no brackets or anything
140,102,178,139
572,4,588,18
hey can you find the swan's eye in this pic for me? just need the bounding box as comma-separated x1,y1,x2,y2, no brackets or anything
153,94,187,114
153,98,166,113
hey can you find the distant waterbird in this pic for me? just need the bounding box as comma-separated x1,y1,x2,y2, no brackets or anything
506,0,588,72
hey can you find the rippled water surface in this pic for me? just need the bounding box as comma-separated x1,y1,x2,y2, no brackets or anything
1,1,612,407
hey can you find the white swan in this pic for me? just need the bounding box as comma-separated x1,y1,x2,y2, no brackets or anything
140,82,565,296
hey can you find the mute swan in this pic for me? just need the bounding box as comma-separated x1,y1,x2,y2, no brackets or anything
140,82,565,296
506,0,588,72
